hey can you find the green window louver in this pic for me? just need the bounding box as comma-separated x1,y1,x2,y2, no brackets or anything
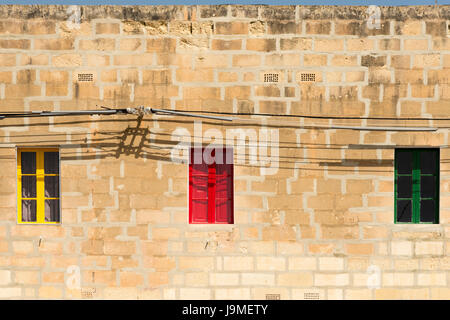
395,149,439,224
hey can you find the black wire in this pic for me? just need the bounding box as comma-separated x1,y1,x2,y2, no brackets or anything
164,109,450,121
0,109,128,118
1,108,449,122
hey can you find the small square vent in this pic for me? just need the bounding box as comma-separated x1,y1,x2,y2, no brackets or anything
300,73,316,82
265,294,280,300
77,73,94,82
264,73,279,83
304,292,320,300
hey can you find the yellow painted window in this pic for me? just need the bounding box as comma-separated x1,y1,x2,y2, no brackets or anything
17,148,60,224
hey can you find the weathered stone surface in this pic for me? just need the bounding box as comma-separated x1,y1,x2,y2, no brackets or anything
0,4,448,301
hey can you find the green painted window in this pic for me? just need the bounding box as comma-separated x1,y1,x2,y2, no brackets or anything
395,149,439,224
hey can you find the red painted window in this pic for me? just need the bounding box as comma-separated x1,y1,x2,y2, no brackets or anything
189,148,233,224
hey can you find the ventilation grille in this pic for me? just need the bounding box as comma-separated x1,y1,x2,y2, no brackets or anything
264,73,279,83
265,294,280,300
300,73,316,82
77,73,94,82
304,292,320,300
81,287,96,299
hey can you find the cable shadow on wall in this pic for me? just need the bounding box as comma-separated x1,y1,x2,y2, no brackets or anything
0,116,438,173
114,115,150,158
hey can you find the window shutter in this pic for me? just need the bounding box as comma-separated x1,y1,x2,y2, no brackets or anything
207,163,216,224
17,149,60,224
189,153,209,223
395,149,439,224
215,149,233,223
189,148,234,224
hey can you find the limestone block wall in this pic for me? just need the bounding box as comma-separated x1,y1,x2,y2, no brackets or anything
0,5,449,299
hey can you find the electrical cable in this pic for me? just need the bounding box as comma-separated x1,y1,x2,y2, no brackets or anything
163,109,450,122
0,107,441,131
227,116,437,131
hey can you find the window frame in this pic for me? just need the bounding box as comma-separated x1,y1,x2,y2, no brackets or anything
16,147,61,225
394,148,440,224
188,147,234,225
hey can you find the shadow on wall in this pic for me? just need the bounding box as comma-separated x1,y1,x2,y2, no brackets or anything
0,115,424,173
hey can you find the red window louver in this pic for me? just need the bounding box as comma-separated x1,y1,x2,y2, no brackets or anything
189,148,234,224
